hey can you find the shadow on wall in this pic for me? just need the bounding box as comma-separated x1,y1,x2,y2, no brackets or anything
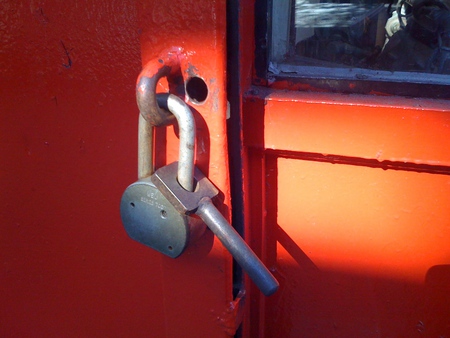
265,257,450,337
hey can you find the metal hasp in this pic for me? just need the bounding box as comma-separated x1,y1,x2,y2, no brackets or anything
152,162,280,296
136,51,181,127
136,50,183,178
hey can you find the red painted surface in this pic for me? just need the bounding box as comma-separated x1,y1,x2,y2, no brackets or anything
247,91,450,165
243,92,450,337
0,1,161,336
2,0,233,336
3,0,450,337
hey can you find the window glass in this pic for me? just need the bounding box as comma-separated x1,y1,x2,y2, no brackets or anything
270,0,450,76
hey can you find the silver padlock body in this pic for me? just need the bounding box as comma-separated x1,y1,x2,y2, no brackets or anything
120,178,189,258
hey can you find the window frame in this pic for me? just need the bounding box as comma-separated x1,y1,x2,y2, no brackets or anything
254,0,450,99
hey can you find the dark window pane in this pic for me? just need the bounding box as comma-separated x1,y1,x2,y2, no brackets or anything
271,0,450,76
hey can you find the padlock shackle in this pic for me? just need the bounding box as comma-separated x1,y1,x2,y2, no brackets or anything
138,114,153,180
137,93,174,179
158,94,196,192
138,94,196,192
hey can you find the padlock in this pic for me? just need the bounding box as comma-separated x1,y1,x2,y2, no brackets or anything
120,93,204,258
152,162,279,296
122,56,279,295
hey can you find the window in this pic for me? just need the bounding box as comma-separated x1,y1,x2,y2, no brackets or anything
267,0,450,90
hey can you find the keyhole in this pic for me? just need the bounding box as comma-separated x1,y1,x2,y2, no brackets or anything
168,245,173,251
160,210,167,219
130,202,135,208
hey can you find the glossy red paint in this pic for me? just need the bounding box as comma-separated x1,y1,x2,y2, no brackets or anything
4,0,450,337
2,0,234,336
0,1,164,336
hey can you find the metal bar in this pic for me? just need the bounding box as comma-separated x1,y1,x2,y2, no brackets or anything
138,114,153,179
196,197,279,296
166,95,196,192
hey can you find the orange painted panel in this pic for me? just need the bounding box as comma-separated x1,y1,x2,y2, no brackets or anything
262,159,450,337
243,91,450,336
277,159,450,281
247,90,450,165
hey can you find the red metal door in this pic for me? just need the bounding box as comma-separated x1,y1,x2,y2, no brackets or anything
3,1,450,337
1,1,235,337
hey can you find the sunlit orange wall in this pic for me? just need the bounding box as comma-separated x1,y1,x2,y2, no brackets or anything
277,159,450,281
244,91,450,337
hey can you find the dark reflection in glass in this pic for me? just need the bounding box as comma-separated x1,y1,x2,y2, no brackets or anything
275,0,450,74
